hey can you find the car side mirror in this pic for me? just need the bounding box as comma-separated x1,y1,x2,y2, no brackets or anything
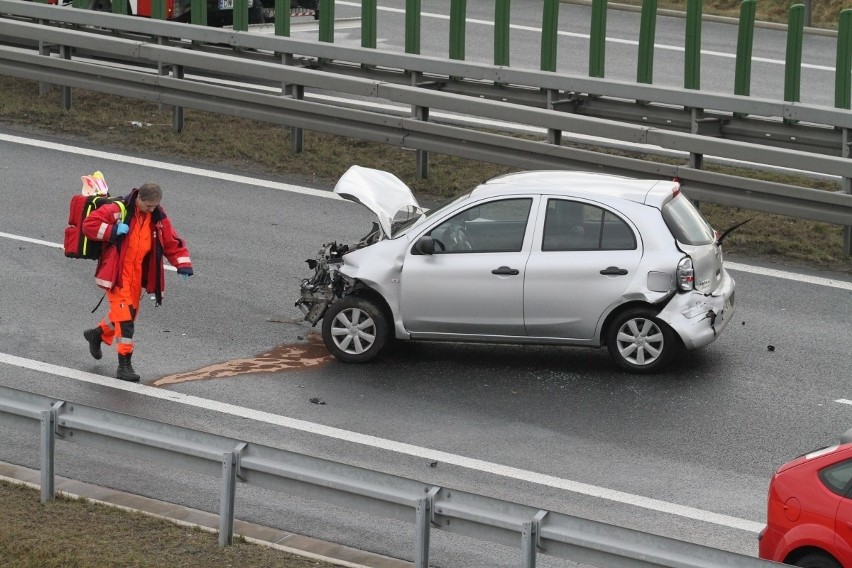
413,235,435,255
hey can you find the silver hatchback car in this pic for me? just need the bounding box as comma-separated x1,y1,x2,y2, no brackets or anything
297,166,736,373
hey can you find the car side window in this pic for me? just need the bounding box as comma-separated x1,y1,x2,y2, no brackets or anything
820,458,852,497
542,200,636,251
429,198,532,253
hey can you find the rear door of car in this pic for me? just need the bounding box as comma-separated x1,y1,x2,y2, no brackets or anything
400,196,537,336
524,197,642,340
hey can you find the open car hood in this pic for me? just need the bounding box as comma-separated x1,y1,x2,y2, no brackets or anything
334,166,422,238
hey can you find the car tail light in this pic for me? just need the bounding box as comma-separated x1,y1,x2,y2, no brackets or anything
677,257,694,291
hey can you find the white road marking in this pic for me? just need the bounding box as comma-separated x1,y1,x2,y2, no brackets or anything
725,262,852,291
0,133,340,202
0,350,765,533
837,399,852,406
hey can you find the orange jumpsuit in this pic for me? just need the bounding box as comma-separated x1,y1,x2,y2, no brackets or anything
97,211,152,355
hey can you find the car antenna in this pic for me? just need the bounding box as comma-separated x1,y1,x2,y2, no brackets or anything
717,218,753,245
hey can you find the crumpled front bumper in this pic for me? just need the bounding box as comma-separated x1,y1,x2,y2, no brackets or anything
657,270,736,351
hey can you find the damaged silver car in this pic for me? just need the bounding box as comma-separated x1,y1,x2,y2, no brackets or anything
296,166,736,373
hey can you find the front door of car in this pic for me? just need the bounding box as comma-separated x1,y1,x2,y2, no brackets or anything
834,462,852,563
400,197,535,336
524,198,642,340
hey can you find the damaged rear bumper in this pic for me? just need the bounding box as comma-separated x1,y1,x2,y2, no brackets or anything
658,271,736,351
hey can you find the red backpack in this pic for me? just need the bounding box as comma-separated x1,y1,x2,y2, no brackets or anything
64,194,126,260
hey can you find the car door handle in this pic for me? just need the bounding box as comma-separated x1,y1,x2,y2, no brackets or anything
492,266,520,276
600,266,628,276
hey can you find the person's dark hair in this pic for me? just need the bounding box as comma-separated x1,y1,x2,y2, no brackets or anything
138,183,163,202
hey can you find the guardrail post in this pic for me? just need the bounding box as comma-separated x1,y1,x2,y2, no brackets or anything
589,0,607,78
540,0,559,72
274,0,289,35
684,0,701,90
319,0,334,43
59,45,72,111
361,0,376,49
415,105,429,179
521,510,548,568
414,487,440,568
291,84,304,153
836,10,852,109
38,35,53,96
191,0,207,26
219,445,245,547
784,4,804,106
449,0,466,61
39,402,63,503
689,107,703,171
494,0,510,66
405,0,420,54
172,65,185,133
546,90,562,145
637,0,657,84
734,0,755,99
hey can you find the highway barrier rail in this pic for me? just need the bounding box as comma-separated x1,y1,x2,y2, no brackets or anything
0,0,851,252
0,384,779,567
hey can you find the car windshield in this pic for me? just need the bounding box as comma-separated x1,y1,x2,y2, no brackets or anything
392,191,473,238
661,194,715,246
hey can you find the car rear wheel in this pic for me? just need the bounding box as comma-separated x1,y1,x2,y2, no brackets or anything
606,308,678,373
794,552,842,568
322,296,388,363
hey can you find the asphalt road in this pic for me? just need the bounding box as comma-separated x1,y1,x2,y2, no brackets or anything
1,128,851,567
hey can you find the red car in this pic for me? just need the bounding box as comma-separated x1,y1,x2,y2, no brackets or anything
759,428,852,568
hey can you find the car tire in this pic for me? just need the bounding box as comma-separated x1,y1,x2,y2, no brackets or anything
606,307,678,373
794,552,843,568
322,296,388,363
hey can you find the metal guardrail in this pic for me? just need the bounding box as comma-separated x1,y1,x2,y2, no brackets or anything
0,1,850,234
0,384,779,568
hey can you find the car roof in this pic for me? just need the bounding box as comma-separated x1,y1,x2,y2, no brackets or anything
476,171,678,208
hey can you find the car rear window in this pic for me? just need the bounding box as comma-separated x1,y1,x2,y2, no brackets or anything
819,458,852,496
661,195,715,246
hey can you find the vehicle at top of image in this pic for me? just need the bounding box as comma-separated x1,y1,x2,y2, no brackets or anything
295,166,737,374
40,0,320,26
759,428,852,568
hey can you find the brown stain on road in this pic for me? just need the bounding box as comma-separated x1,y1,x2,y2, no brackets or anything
152,333,331,387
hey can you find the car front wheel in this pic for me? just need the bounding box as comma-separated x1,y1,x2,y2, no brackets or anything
322,296,388,363
793,552,843,568
606,308,678,373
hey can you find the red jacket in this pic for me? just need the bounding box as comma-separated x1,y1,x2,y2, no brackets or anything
82,189,192,305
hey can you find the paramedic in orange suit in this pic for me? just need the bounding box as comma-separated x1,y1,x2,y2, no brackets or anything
81,183,193,382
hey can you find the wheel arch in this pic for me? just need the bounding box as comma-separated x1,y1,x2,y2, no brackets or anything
784,546,843,568
346,283,394,330
599,301,662,345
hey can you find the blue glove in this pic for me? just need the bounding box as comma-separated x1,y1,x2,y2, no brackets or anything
180,273,190,282
116,223,130,236
177,267,193,282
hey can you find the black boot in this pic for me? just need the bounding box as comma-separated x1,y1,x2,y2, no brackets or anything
116,354,141,382
83,328,103,360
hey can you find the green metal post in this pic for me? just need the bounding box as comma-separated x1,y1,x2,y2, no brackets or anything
449,0,466,60
112,0,127,15
589,0,607,78
191,0,207,25
405,0,421,54
233,0,248,31
274,0,289,36
494,0,510,66
151,0,166,20
540,0,559,72
362,0,376,48
836,9,852,109
71,0,86,8
734,0,755,96
684,0,701,89
784,4,804,103
319,0,334,43
637,0,657,83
